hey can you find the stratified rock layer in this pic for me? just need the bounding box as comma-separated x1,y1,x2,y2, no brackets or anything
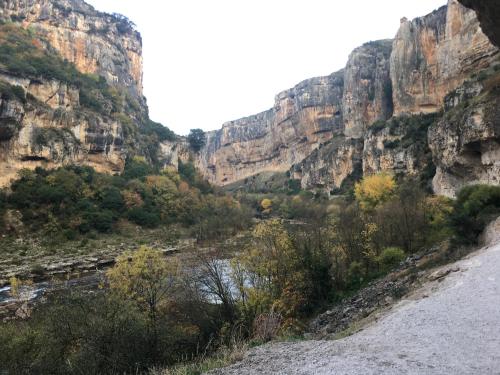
0,0,148,186
190,0,498,196
0,74,126,186
429,71,500,197
196,72,345,185
0,0,144,99
390,0,497,116
343,40,393,139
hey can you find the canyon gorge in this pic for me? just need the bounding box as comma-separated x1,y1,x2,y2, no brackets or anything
0,0,498,198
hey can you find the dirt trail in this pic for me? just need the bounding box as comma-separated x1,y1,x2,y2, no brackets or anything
210,241,500,375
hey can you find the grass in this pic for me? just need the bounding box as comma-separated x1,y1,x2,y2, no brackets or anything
149,342,248,375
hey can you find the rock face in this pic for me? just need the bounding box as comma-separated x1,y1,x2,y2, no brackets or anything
0,0,144,99
363,118,433,179
0,74,126,186
429,71,500,197
390,1,498,116
191,0,499,196
343,40,393,139
0,0,151,187
292,137,364,192
0,0,497,197
459,0,500,48
196,72,345,185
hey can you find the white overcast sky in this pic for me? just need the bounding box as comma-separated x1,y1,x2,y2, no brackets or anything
85,0,446,135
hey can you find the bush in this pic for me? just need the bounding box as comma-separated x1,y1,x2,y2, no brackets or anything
123,156,154,180
100,187,125,211
354,173,396,210
383,139,400,149
82,210,115,233
143,120,176,142
450,185,500,244
378,247,405,272
0,82,26,102
127,207,161,228
187,128,206,152
253,310,282,342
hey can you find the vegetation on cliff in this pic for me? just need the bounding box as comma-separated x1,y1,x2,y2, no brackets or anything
0,22,175,166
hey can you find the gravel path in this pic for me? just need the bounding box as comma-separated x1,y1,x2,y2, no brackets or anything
210,241,500,375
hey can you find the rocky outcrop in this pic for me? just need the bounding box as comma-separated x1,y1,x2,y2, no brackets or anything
195,39,394,187
343,40,393,138
362,114,437,180
390,1,498,116
429,69,500,197
459,0,500,48
0,0,144,100
292,137,363,192
0,76,126,186
0,1,155,187
196,72,345,185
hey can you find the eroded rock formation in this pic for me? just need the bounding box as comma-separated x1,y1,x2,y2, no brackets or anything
343,40,393,138
390,1,497,116
0,0,144,99
0,0,151,186
195,73,345,185
0,74,126,186
189,0,498,197
429,71,500,196
0,0,498,197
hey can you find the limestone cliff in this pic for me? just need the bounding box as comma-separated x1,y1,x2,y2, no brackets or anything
195,72,345,185
189,0,498,196
0,73,126,186
0,0,144,100
343,40,393,138
458,0,500,48
0,0,498,198
429,68,500,197
390,1,497,116
0,0,160,187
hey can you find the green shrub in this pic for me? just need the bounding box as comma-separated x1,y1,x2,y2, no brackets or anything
127,207,160,228
100,187,125,211
143,120,176,142
378,247,405,272
370,120,386,133
92,210,116,233
123,157,154,180
187,128,206,152
0,82,26,102
347,261,364,288
450,185,500,244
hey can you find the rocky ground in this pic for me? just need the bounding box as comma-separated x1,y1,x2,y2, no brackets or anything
210,232,500,374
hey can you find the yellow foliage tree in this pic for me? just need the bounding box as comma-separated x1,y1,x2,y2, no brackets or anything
354,173,396,210
107,246,179,328
261,198,273,214
236,219,306,327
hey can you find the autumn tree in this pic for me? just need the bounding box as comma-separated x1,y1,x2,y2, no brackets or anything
234,219,312,332
260,198,272,216
107,246,179,358
354,173,396,210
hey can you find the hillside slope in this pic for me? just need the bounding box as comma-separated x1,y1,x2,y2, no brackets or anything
211,237,500,375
